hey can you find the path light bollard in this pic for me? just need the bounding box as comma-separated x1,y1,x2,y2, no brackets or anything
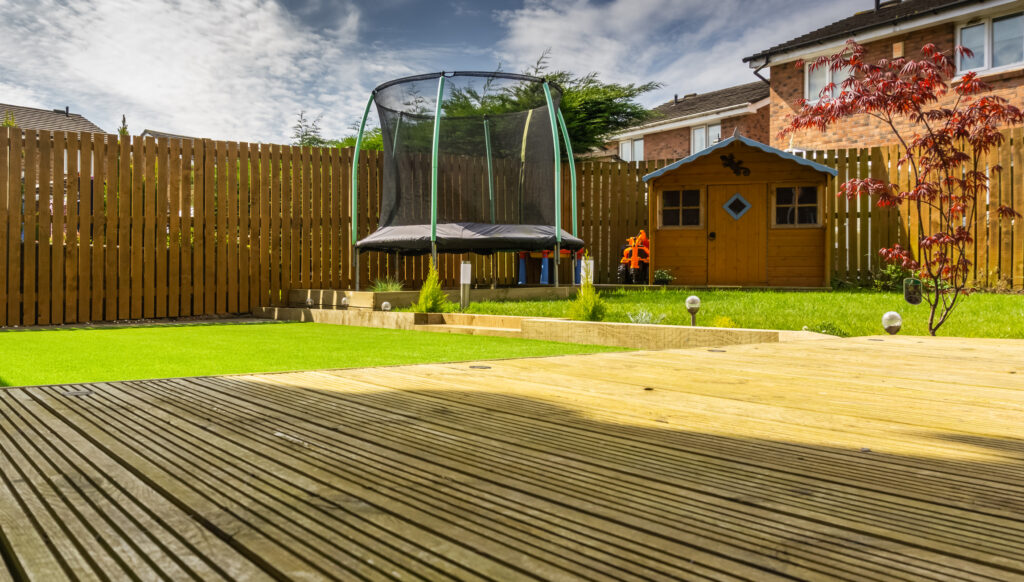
686,295,701,326
461,260,472,310
381,301,392,312
882,311,902,335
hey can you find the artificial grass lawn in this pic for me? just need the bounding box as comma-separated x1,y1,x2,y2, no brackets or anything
467,288,1024,338
0,321,624,388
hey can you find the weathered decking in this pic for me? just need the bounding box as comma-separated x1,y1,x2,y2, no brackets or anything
1,335,1023,581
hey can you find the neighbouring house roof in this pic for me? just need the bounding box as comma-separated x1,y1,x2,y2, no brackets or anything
140,129,197,141
641,132,838,182
744,0,987,64
609,82,770,142
649,82,770,123
0,103,105,133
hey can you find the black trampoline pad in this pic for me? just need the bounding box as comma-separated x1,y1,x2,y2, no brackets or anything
355,223,584,255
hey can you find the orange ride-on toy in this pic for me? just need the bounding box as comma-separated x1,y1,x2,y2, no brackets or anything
617,230,650,284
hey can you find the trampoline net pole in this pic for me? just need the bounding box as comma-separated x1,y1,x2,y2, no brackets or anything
351,92,374,290
392,112,402,155
543,81,562,288
484,117,495,224
430,75,445,245
557,109,578,237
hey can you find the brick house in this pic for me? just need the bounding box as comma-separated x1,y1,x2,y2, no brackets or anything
602,81,770,162
744,0,1024,150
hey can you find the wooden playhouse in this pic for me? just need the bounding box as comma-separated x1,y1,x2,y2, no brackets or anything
642,133,837,287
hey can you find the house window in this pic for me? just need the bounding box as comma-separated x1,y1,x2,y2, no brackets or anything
661,189,702,228
691,123,720,153
804,64,852,102
619,138,644,162
958,12,1024,72
774,185,819,226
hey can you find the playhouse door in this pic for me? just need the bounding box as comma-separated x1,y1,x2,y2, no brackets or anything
707,184,767,285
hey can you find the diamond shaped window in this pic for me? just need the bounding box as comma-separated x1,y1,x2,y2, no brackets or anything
723,193,751,220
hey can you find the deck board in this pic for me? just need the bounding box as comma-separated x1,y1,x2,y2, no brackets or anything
1,335,1023,580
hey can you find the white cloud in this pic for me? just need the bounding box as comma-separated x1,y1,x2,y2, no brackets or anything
0,0,422,142
493,0,868,106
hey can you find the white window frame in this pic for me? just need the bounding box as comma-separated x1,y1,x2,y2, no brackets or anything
956,11,1024,75
619,138,643,162
690,123,721,154
804,63,852,103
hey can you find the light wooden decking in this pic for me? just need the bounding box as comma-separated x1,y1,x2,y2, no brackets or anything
1,335,1023,581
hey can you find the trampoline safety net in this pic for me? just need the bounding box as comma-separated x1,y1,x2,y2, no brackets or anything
355,72,584,255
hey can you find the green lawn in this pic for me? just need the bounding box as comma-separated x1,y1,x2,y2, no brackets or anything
0,321,624,388
466,288,1024,338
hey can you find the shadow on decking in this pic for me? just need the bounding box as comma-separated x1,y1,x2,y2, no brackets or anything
14,371,1017,581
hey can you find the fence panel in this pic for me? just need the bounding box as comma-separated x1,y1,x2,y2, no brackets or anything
1,129,1020,327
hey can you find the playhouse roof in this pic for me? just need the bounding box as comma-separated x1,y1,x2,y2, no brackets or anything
641,133,838,182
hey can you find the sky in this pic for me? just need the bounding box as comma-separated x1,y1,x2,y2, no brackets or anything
0,0,874,143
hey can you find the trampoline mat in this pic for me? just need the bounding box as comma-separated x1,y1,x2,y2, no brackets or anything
356,223,584,255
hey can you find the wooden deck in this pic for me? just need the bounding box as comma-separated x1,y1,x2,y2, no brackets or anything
1,335,1023,581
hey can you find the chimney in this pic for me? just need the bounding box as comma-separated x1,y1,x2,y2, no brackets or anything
673,94,678,104
65,106,69,117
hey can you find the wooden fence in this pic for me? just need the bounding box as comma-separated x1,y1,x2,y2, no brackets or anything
805,132,1024,289
0,127,1021,328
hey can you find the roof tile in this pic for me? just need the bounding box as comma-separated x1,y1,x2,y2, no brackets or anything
745,0,978,62
0,103,105,134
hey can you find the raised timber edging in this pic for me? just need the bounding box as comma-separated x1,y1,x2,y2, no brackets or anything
253,306,426,329
289,287,578,310
518,318,779,349
255,307,780,349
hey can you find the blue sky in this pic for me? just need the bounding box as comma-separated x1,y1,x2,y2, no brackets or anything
0,0,872,143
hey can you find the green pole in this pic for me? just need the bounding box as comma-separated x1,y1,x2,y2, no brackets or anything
483,117,495,224
351,92,374,246
431,75,446,246
557,109,577,237
542,82,561,244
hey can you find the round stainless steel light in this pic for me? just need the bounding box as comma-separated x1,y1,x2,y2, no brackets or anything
685,295,701,314
882,311,902,335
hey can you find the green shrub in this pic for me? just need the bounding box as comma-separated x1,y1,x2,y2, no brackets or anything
652,269,675,285
627,308,666,324
805,321,851,337
568,262,606,321
410,260,454,313
370,277,404,292
872,263,913,292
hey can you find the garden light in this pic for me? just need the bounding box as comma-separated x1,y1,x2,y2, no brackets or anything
305,296,315,308
341,296,349,309
686,295,701,326
381,301,392,312
461,260,472,310
882,311,902,335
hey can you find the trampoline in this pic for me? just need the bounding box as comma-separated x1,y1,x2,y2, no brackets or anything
350,71,583,287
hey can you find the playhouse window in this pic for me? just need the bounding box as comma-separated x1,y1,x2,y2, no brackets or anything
775,186,818,226
662,189,701,227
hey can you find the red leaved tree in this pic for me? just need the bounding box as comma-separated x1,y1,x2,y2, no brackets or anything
781,41,1023,336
